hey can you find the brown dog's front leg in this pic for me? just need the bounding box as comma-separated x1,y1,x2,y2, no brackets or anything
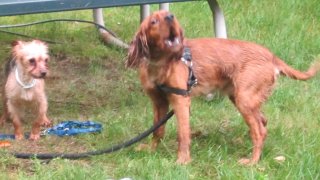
169,95,191,164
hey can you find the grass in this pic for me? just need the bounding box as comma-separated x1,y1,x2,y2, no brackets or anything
0,0,320,179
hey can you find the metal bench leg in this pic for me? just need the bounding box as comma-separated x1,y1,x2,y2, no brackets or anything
207,0,227,38
140,4,150,23
92,8,128,48
159,3,169,11
140,3,169,22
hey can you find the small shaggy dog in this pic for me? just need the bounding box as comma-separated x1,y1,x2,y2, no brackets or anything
0,40,51,140
126,10,319,165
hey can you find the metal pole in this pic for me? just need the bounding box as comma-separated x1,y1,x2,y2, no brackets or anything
93,8,106,33
207,0,227,38
159,3,169,11
92,8,128,49
140,4,150,23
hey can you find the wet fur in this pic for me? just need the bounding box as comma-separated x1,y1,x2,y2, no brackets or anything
127,10,320,165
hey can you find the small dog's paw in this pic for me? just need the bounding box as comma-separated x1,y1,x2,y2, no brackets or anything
15,134,24,140
41,119,52,127
29,133,41,141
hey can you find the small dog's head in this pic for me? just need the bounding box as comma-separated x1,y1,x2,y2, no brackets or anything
127,10,184,68
12,40,49,79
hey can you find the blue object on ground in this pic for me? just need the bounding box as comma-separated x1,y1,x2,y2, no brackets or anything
0,134,15,139
0,133,29,140
44,121,102,136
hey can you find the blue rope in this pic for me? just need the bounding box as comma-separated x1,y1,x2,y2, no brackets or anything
44,121,102,136
0,134,29,140
0,120,102,139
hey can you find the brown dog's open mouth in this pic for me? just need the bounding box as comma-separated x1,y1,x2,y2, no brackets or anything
164,30,181,47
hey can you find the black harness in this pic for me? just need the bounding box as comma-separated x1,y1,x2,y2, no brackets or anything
157,47,197,96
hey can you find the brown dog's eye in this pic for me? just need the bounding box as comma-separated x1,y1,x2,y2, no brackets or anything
29,58,36,65
151,18,159,25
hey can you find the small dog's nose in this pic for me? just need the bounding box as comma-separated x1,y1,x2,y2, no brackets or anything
165,14,174,22
40,72,47,78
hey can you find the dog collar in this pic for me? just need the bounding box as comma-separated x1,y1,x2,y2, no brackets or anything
15,68,36,89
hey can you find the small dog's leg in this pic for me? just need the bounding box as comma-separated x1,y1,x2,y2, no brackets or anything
12,114,24,140
170,95,192,165
0,114,5,126
30,100,51,140
30,114,50,140
0,99,9,126
38,98,52,127
7,102,24,140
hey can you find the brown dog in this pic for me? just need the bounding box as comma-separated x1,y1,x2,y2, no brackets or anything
126,10,319,165
0,40,51,140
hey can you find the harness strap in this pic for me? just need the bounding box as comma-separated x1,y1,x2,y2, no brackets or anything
157,84,189,96
157,47,197,96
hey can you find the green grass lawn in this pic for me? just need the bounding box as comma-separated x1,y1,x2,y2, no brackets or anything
0,0,320,179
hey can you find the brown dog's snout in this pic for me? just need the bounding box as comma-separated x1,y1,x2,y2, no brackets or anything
165,14,174,22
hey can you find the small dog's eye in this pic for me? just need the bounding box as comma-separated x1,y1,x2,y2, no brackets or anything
45,58,48,63
29,58,35,64
151,19,159,25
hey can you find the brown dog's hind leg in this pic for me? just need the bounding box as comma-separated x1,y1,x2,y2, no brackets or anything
233,92,268,165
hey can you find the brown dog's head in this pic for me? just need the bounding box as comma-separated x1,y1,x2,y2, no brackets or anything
12,40,49,79
127,10,184,68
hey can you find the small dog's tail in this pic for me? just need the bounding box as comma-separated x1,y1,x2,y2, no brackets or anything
275,56,320,80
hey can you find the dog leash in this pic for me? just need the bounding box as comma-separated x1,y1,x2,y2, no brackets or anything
12,110,174,159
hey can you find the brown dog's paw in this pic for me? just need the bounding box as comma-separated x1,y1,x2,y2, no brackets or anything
29,133,41,141
238,158,257,166
176,156,192,165
176,151,191,165
135,143,152,152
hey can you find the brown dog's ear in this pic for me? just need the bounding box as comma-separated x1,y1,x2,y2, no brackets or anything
126,30,149,68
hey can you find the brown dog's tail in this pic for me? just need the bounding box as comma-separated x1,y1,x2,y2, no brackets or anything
275,57,320,80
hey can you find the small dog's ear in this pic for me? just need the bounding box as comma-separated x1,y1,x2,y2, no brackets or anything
11,40,22,47
126,30,149,68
